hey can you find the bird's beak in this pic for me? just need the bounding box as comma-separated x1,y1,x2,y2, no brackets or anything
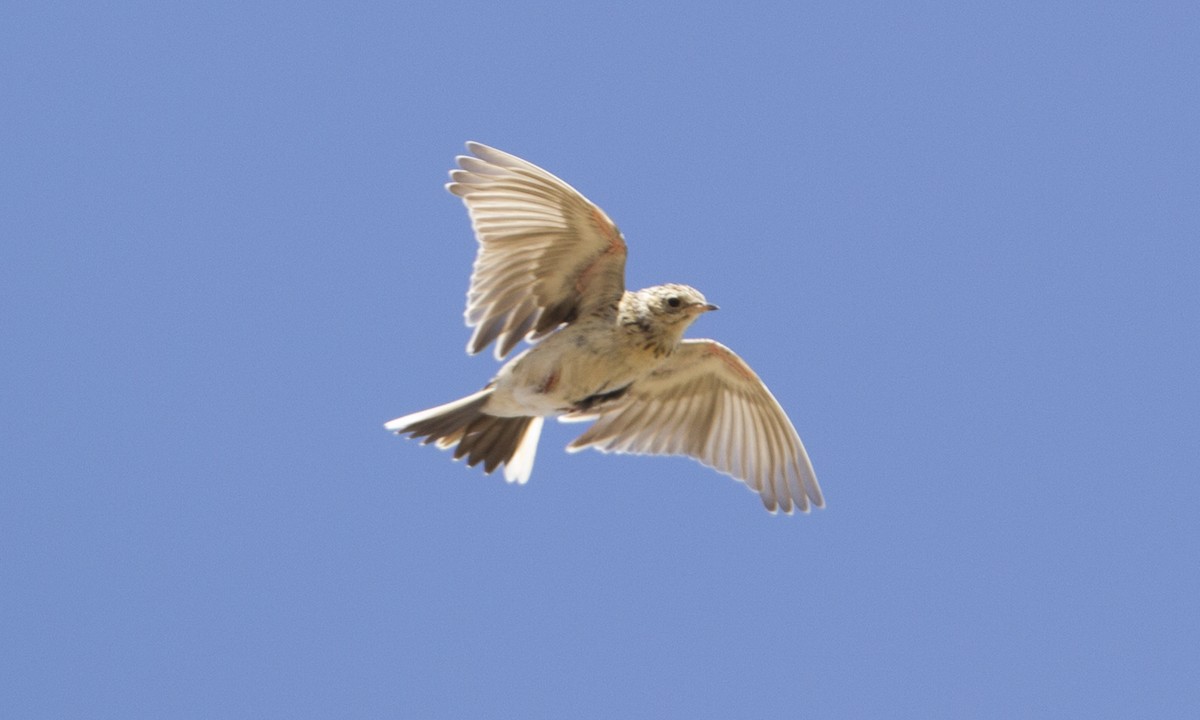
702,303,719,312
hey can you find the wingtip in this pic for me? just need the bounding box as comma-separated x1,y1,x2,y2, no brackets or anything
464,141,502,160
461,141,528,168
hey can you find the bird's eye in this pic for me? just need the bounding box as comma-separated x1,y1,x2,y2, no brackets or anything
666,296,681,309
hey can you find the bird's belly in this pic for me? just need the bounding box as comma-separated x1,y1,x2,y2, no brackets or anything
484,331,653,417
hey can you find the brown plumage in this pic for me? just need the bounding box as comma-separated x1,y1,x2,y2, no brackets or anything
385,143,822,513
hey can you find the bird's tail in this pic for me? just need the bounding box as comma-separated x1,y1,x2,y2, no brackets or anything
384,388,544,484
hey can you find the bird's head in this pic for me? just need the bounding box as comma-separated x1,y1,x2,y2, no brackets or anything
640,284,719,328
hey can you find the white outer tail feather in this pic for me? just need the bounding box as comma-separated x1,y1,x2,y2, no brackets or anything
504,416,543,484
383,389,492,434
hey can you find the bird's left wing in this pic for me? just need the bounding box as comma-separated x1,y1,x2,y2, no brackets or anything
565,339,823,513
448,143,628,359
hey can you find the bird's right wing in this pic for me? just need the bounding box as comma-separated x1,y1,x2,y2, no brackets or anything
566,339,823,514
448,143,628,359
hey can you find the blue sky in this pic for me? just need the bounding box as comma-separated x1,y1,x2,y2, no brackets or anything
3,1,1198,717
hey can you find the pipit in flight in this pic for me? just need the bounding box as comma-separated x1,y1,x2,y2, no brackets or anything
385,143,823,513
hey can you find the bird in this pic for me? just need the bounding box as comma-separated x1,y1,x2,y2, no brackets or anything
384,142,823,513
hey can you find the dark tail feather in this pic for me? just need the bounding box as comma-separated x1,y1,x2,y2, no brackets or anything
384,389,544,483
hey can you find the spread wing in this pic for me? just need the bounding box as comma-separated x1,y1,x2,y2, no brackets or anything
565,339,823,514
447,142,628,359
